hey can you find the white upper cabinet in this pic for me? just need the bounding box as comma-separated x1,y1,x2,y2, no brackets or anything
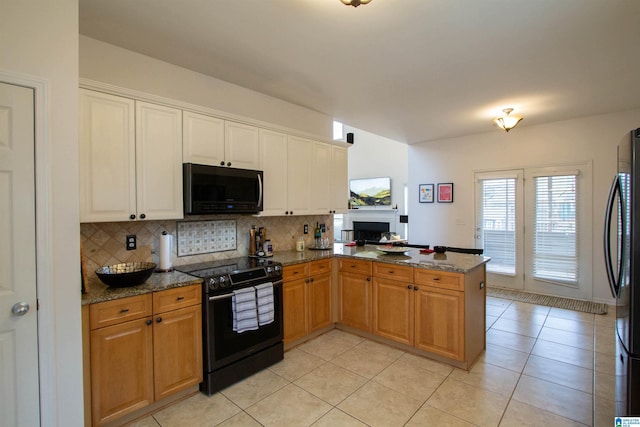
331,145,349,213
310,142,332,214
79,89,183,222
287,136,314,216
182,111,225,166
259,129,289,216
183,112,260,169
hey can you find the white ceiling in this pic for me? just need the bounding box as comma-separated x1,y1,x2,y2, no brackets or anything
79,0,640,144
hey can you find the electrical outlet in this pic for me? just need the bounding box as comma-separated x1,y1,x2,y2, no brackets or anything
303,224,308,234
126,234,137,250
320,223,326,232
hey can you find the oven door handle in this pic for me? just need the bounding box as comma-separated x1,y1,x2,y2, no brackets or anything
207,280,282,302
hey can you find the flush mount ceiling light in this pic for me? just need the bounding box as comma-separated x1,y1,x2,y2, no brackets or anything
494,108,523,132
340,0,372,7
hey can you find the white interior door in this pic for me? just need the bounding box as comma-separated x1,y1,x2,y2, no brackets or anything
0,82,40,426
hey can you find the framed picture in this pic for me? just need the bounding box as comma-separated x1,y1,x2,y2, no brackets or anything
419,184,434,203
437,183,454,203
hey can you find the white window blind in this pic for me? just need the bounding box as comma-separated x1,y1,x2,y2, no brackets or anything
480,178,516,275
533,174,578,284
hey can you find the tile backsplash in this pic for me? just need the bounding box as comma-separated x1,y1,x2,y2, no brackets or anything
80,214,332,274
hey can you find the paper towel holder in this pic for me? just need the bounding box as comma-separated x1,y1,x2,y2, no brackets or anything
156,231,175,273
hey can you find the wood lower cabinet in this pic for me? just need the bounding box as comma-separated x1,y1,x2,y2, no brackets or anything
283,259,332,344
88,285,202,426
338,259,373,332
414,286,464,360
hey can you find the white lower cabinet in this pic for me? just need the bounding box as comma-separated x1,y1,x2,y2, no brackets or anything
79,89,183,222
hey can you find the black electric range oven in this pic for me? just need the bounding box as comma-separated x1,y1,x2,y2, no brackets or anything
176,257,283,395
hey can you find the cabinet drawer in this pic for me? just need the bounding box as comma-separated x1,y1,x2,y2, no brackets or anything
373,262,413,282
283,263,309,281
309,259,331,276
338,258,372,276
414,269,463,291
153,284,202,314
90,294,153,330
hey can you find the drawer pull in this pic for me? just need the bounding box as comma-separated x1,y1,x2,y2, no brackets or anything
407,285,412,289
293,271,299,275
146,319,152,326
120,308,129,314
156,317,162,323
388,270,394,274
413,286,419,291
176,296,184,301
433,277,440,281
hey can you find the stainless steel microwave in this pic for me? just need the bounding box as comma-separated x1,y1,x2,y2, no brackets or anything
183,163,263,214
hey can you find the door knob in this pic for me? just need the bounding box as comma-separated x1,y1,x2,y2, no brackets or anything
12,302,30,316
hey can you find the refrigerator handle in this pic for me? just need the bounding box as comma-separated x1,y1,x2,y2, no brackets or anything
604,175,621,298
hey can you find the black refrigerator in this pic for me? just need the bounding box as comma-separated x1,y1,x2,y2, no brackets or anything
605,128,640,416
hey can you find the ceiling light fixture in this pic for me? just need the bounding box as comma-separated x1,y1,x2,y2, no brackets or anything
340,0,372,7
494,108,523,132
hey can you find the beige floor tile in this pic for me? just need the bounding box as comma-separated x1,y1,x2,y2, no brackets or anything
594,369,616,399
548,307,595,324
127,416,161,427
246,383,332,427
509,301,551,314
544,316,594,336
449,360,520,397
373,358,447,401
426,377,510,426
595,350,622,376
152,393,241,427
531,339,594,369
215,411,262,427
294,362,368,406
480,343,529,373
595,309,616,326
338,381,423,427
594,394,616,427
221,369,289,409
500,306,548,325
491,317,543,338
486,328,537,353
311,408,368,427
397,352,454,376
486,296,511,308
523,354,593,393
297,329,363,361
486,314,499,329
331,340,403,378
512,375,593,425
594,329,617,356
405,403,476,426
486,304,508,317
269,348,326,381
538,327,594,351
499,400,589,427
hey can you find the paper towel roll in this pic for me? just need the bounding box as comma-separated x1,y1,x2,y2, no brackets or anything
159,232,173,271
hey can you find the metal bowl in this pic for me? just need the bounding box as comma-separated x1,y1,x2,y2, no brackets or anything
95,262,157,288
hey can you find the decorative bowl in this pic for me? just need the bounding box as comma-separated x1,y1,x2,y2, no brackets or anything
433,246,447,254
95,262,157,288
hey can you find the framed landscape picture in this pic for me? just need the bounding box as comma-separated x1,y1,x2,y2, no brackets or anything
419,184,434,203
437,183,454,203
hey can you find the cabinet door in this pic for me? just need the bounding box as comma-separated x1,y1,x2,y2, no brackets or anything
79,89,136,222
310,141,332,214
182,111,225,166
224,121,260,169
338,272,372,332
283,277,308,343
287,136,313,215
414,286,464,361
331,145,349,213
309,272,332,332
90,317,154,426
259,129,289,216
136,101,183,220
373,278,414,346
153,305,203,401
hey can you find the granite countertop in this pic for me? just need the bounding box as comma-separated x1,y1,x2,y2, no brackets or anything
82,270,202,306
83,244,489,305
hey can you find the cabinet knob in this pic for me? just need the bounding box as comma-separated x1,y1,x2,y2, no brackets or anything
129,214,136,220
388,270,394,274
407,285,412,289
146,319,152,326
227,162,231,167
220,161,225,166
156,317,162,323
140,213,146,219
366,277,371,281
290,211,294,215
413,286,419,291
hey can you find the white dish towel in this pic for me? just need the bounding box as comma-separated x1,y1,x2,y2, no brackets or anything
232,287,258,333
254,282,275,326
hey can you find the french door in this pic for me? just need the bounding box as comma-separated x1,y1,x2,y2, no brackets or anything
475,164,592,300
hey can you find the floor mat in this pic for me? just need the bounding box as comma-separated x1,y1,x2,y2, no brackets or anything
487,287,608,315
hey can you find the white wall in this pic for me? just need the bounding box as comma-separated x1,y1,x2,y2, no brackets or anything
408,109,640,303
343,125,409,237
80,36,333,140
0,1,82,425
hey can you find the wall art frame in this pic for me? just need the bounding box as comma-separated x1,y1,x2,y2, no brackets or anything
437,183,454,203
419,184,434,203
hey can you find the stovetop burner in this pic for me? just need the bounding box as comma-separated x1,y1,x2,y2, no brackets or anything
175,256,282,294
